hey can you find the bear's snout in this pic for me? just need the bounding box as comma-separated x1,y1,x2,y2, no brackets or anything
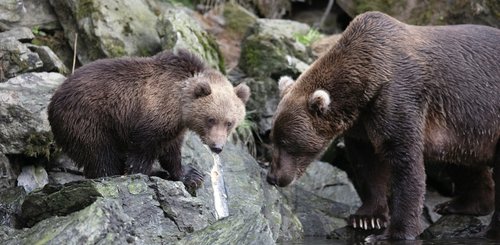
266,173,277,186
210,144,223,154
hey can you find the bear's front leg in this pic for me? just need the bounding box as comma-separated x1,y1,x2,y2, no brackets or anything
158,135,205,190
345,137,390,231
366,137,426,242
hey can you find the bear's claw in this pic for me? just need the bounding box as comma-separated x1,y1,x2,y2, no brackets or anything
349,215,388,230
181,166,205,190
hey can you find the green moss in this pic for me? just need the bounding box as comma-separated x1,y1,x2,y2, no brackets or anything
95,183,119,198
23,131,60,160
223,2,257,38
76,0,96,20
101,38,126,57
193,31,225,72
127,179,148,195
293,29,321,46
239,37,284,78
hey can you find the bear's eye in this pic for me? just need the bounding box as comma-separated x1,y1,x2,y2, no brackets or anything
207,117,216,126
226,121,232,128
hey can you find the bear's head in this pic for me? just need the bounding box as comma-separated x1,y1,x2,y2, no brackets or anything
183,70,250,154
267,72,366,187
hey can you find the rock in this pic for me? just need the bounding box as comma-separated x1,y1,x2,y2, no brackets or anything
347,0,500,28
0,153,16,188
0,72,65,157
47,171,84,185
177,213,275,245
238,76,279,135
0,27,34,41
0,0,24,26
0,37,43,80
311,34,342,59
281,186,354,237
295,161,361,208
218,142,303,241
157,8,224,71
421,214,489,239
16,165,49,193
0,0,59,30
26,44,69,74
0,187,26,228
232,0,290,19
49,0,162,64
239,18,313,79
222,2,258,38
16,174,215,243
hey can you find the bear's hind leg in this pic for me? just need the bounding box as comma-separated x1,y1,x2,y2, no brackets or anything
125,152,155,175
158,134,205,190
345,137,390,230
72,142,124,178
434,165,494,216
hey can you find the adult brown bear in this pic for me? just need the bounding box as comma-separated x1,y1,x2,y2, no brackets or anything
267,11,500,240
48,49,250,189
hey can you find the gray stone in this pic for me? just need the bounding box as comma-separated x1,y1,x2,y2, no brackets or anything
17,174,215,243
219,142,303,241
240,76,280,135
0,37,43,80
0,153,16,188
0,72,65,156
421,214,489,239
47,171,84,185
0,0,24,25
239,18,313,79
0,27,34,41
157,8,224,71
177,213,275,245
49,0,161,64
295,161,361,208
282,186,354,237
17,165,49,193
0,0,59,30
0,187,26,228
26,44,69,74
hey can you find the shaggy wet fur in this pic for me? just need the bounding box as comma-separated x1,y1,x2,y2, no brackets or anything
268,11,500,240
48,49,249,188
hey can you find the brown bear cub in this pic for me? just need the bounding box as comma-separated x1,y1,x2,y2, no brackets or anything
48,49,250,189
267,11,500,241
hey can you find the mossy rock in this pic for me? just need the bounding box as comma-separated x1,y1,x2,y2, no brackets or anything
239,19,314,79
157,8,225,72
351,0,500,27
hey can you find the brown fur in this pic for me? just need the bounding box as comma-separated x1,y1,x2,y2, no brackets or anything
48,49,250,187
268,11,500,240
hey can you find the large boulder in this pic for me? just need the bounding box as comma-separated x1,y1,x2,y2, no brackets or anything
0,72,65,156
239,18,313,79
0,0,59,30
156,8,225,71
49,0,162,64
340,0,500,27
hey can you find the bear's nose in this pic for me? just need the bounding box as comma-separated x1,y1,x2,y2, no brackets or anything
266,174,277,186
210,146,223,154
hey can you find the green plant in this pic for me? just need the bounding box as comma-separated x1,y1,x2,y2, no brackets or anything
31,26,46,37
294,29,321,46
231,111,259,157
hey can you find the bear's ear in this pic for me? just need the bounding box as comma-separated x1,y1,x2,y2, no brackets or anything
193,81,212,98
278,76,295,97
234,83,251,104
308,89,331,116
